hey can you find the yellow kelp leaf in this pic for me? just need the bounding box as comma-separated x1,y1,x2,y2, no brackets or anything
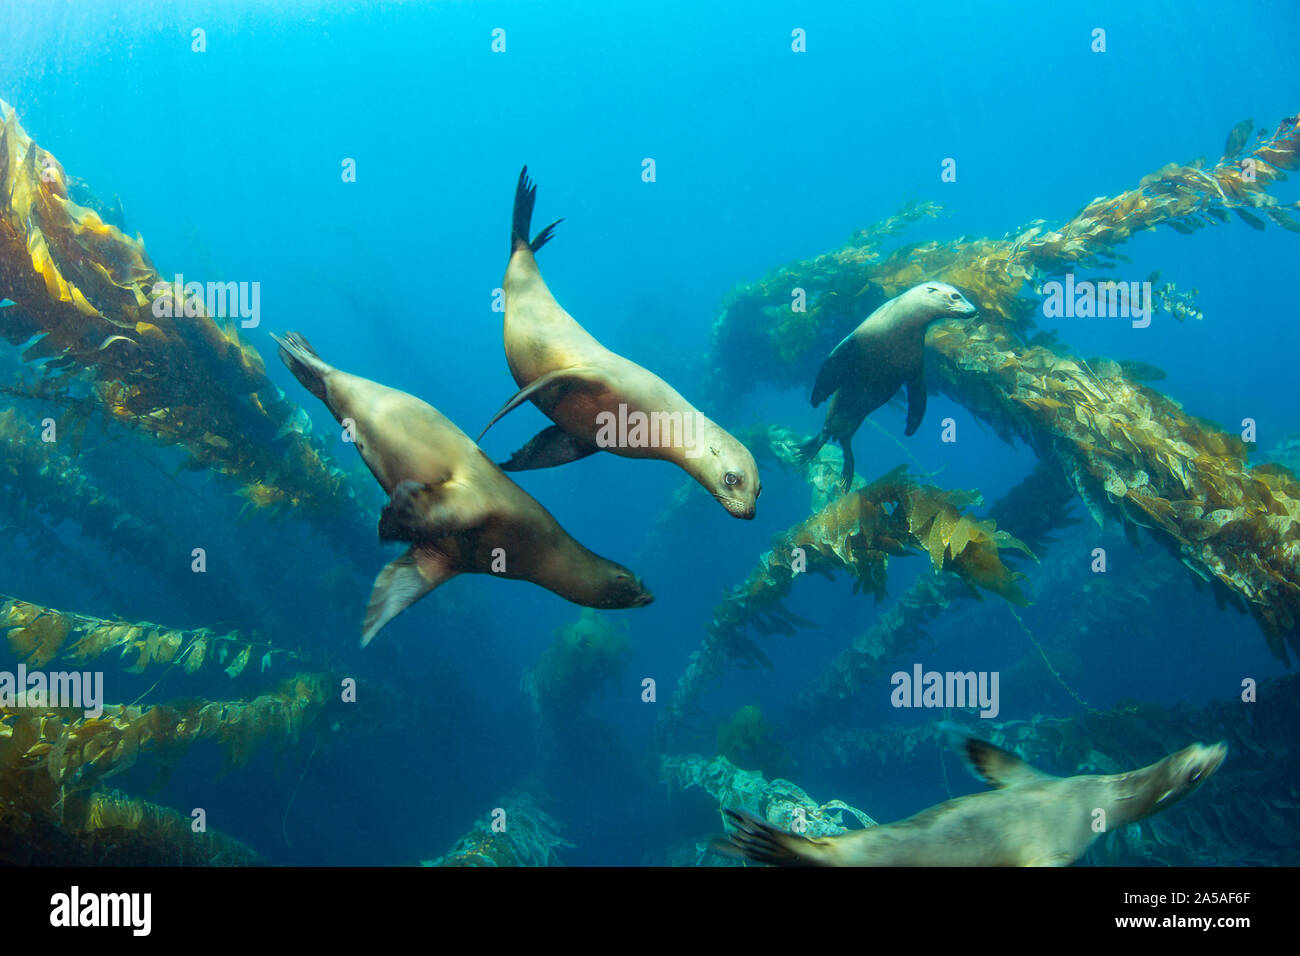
154,630,182,663
224,645,251,679
183,635,207,674
7,613,71,667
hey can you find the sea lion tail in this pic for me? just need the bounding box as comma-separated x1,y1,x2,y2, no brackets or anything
712,808,830,866
271,331,330,404
512,165,564,255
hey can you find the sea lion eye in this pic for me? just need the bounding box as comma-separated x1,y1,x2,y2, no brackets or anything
950,292,961,301
724,472,740,486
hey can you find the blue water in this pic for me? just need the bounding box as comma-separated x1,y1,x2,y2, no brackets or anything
1,0,1296,865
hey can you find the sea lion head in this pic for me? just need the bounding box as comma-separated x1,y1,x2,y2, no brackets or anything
908,282,979,320
702,439,761,520
590,564,655,609
1136,740,1227,816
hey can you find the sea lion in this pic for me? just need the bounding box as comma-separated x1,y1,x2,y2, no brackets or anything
476,167,761,520
714,733,1226,866
271,332,653,645
798,282,978,491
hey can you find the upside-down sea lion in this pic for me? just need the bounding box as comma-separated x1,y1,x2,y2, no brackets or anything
476,167,761,520
798,282,978,491
714,733,1226,866
271,332,653,645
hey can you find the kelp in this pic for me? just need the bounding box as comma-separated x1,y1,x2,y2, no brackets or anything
715,704,789,777
521,609,630,724
0,406,176,567
0,100,372,544
0,673,334,790
658,752,875,863
1,595,312,677
420,790,572,867
0,786,262,866
708,115,1300,660
0,674,333,864
657,465,1033,740
809,671,1300,866
797,463,1081,724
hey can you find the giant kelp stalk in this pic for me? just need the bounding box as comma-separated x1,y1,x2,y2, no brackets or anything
0,673,337,864
1,788,263,866
709,115,1300,660
0,101,373,544
2,594,313,678
420,790,572,867
656,465,1033,742
795,463,1081,725
657,753,874,866
808,671,1300,866
521,609,630,725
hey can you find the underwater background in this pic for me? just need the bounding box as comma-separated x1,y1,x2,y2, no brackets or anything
0,0,1297,865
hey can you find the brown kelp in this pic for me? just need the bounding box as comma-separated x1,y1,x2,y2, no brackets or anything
0,672,337,864
1,595,312,677
0,100,372,542
521,609,630,724
420,791,572,867
657,465,1033,740
715,704,789,777
0,786,263,866
796,463,1080,724
0,673,335,785
708,116,1300,660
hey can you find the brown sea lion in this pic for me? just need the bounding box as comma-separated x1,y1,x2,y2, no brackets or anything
476,167,761,520
714,734,1226,866
798,282,978,491
272,332,653,645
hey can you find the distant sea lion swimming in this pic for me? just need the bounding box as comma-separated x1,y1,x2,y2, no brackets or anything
714,732,1226,866
798,282,978,491
476,167,761,520
271,332,653,645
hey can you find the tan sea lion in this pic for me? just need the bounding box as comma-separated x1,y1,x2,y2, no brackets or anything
798,282,978,491
271,332,653,645
476,167,761,520
714,734,1226,866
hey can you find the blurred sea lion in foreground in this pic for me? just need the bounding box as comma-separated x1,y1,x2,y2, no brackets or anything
272,332,653,645
798,282,978,491
477,167,761,520
714,732,1226,866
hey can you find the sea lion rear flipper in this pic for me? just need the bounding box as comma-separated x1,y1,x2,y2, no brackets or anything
476,367,609,442
949,730,1057,789
378,479,486,543
713,809,832,867
361,546,456,647
904,373,927,437
501,425,599,472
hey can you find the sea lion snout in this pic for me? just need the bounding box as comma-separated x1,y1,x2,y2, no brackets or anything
1147,741,1227,813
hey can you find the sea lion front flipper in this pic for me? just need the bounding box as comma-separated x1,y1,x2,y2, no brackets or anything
810,336,856,407
501,425,599,472
361,546,456,646
904,373,927,437
475,366,609,443
378,479,487,543
955,733,1057,789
